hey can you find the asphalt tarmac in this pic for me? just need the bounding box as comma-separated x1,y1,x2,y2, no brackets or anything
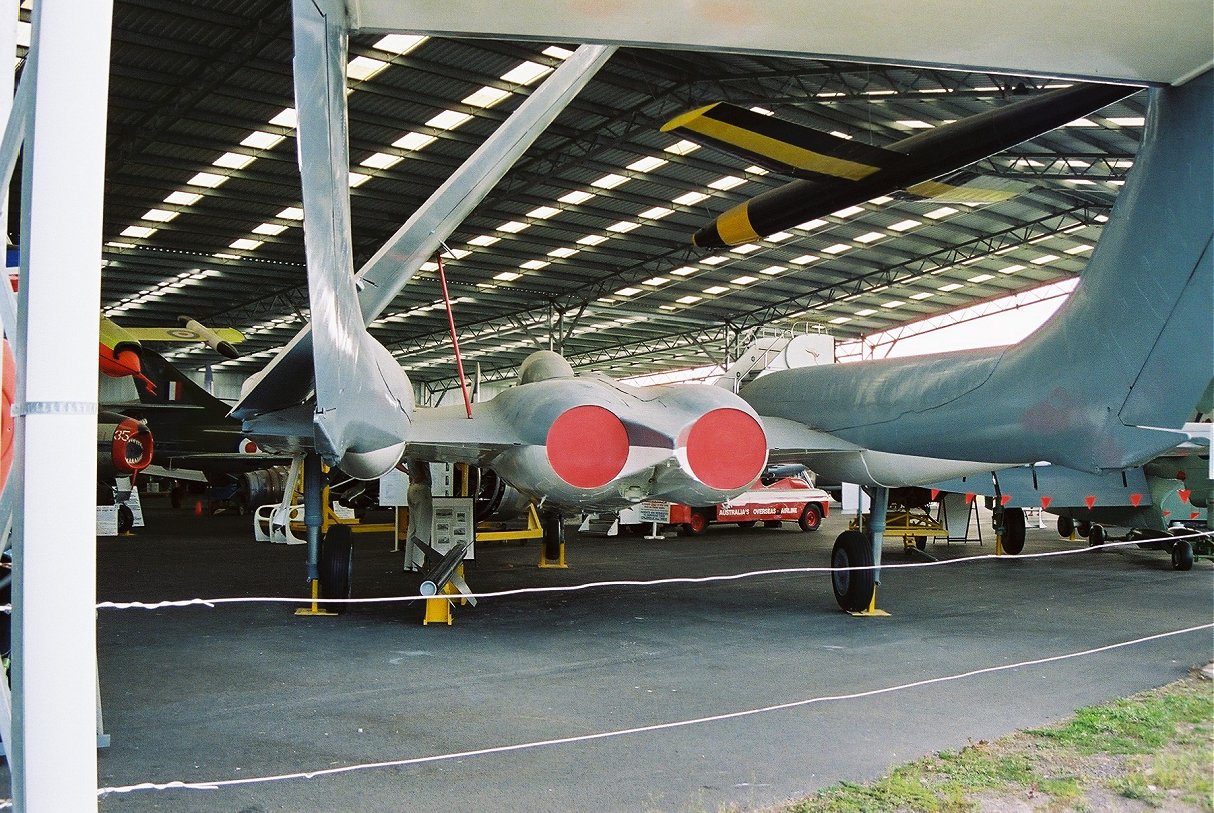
19,499,1214,812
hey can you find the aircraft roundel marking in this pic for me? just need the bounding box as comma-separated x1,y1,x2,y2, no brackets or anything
1191,511,1200,520
964,492,975,504
166,328,199,339
930,488,940,501
241,439,259,454
1040,495,1052,509
1129,493,1143,507
684,408,767,491
546,405,628,489
1084,495,1097,510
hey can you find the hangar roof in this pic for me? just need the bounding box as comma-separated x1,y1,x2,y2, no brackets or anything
25,2,1154,394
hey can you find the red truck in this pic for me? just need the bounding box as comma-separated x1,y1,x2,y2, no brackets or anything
614,469,831,535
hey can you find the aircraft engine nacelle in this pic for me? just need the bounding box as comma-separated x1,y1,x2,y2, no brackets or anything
97,412,154,479
485,363,769,510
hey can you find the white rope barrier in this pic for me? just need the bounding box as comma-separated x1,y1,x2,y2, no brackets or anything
84,622,1212,801
87,528,1214,611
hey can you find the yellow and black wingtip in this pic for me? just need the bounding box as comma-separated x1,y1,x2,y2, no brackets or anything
660,103,722,134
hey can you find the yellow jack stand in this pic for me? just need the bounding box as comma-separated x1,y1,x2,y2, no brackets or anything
295,579,339,616
848,585,891,617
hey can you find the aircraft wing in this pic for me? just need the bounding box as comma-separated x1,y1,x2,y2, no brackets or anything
120,326,244,345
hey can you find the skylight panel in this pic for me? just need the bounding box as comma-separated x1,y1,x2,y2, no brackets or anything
663,139,700,155
559,190,595,205
427,110,473,130
766,231,793,242
823,243,851,254
627,156,667,173
745,165,769,175
520,260,549,270
869,195,894,205
790,254,818,265
749,106,775,116
615,287,641,297
881,300,904,308
856,231,885,244
642,276,669,286
703,285,729,295
463,86,511,108
141,209,178,222
347,55,389,81
241,131,284,150
829,316,851,325
759,265,786,275
253,223,287,236
543,46,574,59
676,295,702,304
999,264,1025,274
1031,253,1059,264
348,172,372,188
910,291,935,300
372,34,426,56
731,275,758,285
639,206,673,220
796,218,828,231
467,235,499,247
361,152,402,170
968,273,993,283
229,238,263,250
938,283,963,291
832,205,865,219
730,243,760,254
527,205,560,220
498,221,530,233
578,234,608,246
120,225,156,238
925,206,958,219
269,108,297,128
548,247,578,258
890,219,920,232
188,172,228,188
278,206,304,220
500,61,551,85
1065,117,1099,127
1065,244,1094,254
855,308,876,316
829,130,852,139
895,119,933,128
592,173,629,190
607,220,641,233
701,256,728,265
670,266,697,276
213,152,254,170
672,191,709,206
164,191,202,206
709,175,746,191
393,132,437,151
494,271,521,281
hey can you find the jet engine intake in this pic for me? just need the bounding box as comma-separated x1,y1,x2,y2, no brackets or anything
98,412,154,477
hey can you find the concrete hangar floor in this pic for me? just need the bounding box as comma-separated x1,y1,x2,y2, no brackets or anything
46,499,1214,811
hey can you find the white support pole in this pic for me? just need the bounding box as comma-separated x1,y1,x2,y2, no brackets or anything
11,1,112,810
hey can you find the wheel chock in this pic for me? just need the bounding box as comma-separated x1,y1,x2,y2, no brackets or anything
538,540,568,569
295,579,339,617
848,585,891,617
995,534,1005,556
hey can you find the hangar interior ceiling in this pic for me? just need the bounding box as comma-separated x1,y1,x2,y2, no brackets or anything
23,2,1146,396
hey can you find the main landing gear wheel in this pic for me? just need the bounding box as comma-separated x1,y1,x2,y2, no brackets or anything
1076,520,1092,538
116,503,134,535
1088,524,1107,548
681,511,709,536
736,520,757,528
831,530,874,612
1000,507,1026,555
1170,538,1194,571
319,525,353,610
798,504,822,532
1056,515,1074,538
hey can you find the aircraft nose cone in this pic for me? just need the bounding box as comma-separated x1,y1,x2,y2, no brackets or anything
683,407,767,490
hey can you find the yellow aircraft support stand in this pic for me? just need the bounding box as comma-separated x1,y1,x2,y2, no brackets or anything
296,578,339,616
848,585,891,617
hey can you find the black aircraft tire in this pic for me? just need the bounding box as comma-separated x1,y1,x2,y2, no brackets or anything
798,504,822,533
1171,539,1194,571
1001,507,1026,555
1056,515,1074,538
737,520,757,528
319,525,354,608
117,503,134,535
1076,520,1092,538
831,530,874,612
1088,524,1107,548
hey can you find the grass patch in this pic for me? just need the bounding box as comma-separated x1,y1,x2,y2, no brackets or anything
774,675,1213,813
